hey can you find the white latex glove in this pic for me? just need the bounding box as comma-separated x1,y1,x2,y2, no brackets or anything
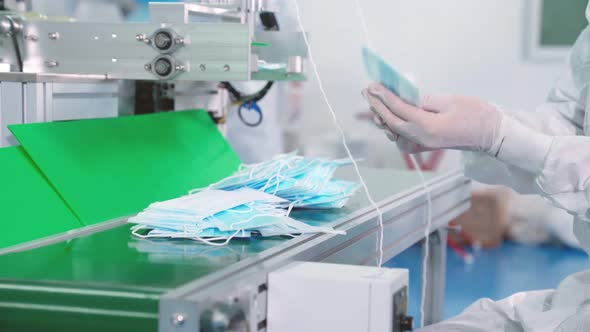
371,115,434,153
362,83,504,154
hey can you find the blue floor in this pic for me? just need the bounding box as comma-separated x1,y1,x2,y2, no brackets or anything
384,241,588,324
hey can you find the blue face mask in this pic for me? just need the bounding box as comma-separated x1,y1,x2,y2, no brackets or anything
293,180,360,209
193,153,359,209
362,46,420,107
129,186,346,246
130,154,357,246
207,204,288,231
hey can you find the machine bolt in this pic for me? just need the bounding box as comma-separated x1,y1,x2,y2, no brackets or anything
171,313,186,326
135,33,146,41
44,60,59,68
154,31,173,51
174,64,185,72
154,57,173,77
24,34,38,41
174,37,184,45
199,64,206,71
48,32,59,40
223,64,231,72
144,63,152,71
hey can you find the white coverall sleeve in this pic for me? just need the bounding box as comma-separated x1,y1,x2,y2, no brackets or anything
464,26,590,221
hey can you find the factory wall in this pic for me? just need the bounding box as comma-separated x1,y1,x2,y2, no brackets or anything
295,0,566,171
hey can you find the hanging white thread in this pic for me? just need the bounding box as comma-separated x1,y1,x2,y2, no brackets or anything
292,0,386,267
352,1,434,328
409,154,434,328
352,0,373,49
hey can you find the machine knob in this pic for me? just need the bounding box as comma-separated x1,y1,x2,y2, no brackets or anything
154,31,173,51
399,315,414,331
154,57,173,77
200,302,249,332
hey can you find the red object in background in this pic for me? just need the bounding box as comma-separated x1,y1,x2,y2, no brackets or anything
448,236,474,264
447,222,477,264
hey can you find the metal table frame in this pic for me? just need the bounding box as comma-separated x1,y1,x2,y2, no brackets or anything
158,170,470,332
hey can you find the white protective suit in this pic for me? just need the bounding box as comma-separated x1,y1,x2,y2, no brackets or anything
420,5,590,332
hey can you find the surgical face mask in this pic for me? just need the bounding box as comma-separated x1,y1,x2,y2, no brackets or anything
146,188,286,216
191,153,360,209
362,46,420,106
129,186,345,246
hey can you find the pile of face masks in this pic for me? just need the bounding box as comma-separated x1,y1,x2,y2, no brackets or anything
129,188,345,245
191,153,361,209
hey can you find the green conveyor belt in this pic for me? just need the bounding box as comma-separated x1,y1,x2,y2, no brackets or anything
0,147,81,249
1,110,240,253
0,169,435,332
9,110,240,226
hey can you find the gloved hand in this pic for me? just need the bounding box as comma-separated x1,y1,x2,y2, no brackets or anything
372,115,433,153
362,83,504,154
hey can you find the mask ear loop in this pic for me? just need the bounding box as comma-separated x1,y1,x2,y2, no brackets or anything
286,201,297,216
225,202,288,230
282,216,346,236
261,159,289,192
166,224,242,243
190,229,244,247
262,170,285,194
282,233,303,239
226,205,255,214
131,225,151,238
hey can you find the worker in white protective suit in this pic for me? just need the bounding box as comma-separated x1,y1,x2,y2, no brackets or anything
362,3,590,332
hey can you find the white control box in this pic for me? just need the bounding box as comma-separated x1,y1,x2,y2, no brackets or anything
267,262,410,332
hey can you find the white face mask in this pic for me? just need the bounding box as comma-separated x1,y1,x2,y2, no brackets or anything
147,188,286,218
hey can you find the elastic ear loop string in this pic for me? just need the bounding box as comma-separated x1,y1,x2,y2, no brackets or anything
293,0,385,267
408,154,433,328
351,0,434,328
